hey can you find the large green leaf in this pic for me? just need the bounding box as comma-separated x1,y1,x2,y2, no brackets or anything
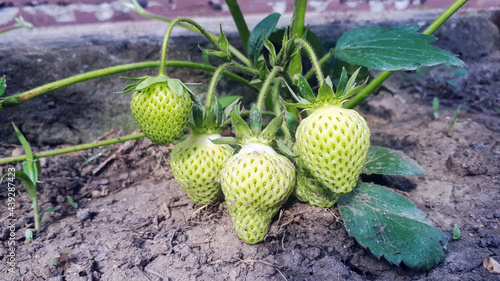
333,25,466,71
226,0,250,52
363,146,425,176
338,183,449,270
248,13,280,64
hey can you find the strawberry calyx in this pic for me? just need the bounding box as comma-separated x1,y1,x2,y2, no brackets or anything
119,74,198,102
188,96,239,135
285,67,367,111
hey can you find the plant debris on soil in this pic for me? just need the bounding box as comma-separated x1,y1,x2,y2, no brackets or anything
1,23,500,281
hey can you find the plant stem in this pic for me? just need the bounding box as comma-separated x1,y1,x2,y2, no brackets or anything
256,67,282,111
295,38,324,86
344,0,468,109
304,50,333,81
159,17,219,76
206,63,230,110
1,61,257,108
133,6,251,67
272,79,292,140
293,0,308,38
33,197,40,234
0,133,145,165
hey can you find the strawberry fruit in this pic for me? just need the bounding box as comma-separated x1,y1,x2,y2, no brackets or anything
170,97,237,205
215,106,296,244
126,76,193,144
291,68,370,194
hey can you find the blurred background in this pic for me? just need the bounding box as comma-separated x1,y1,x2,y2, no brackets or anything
0,0,495,30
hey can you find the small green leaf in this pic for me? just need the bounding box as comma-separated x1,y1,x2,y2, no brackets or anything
0,76,6,97
67,196,78,209
135,76,158,90
453,224,461,240
48,258,58,266
263,36,277,67
218,26,230,56
335,68,349,97
433,97,440,119
362,146,425,176
25,229,34,242
80,150,109,168
338,183,449,270
297,75,316,102
12,171,37,199
204,49,231,62
39,205,61,219
167,78,185,98
333,25,466,71
261,113,284,140
248,13,281,64
250,105,262,135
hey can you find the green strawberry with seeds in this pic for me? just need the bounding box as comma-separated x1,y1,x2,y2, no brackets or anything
294,165,339,208
215,106,296,244
124,75,193,144
170,97,238,205
289,68,370,195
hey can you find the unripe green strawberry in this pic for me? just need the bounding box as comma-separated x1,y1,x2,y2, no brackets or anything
170,133,233,205
220,143,295,244
289,69,370,195
295,105,369,194
294,165,339,208
131,81,192,144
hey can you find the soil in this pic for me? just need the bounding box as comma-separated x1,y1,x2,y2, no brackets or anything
1,21,500,281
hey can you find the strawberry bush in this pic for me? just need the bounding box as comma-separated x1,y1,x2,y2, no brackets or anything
0,0,469,271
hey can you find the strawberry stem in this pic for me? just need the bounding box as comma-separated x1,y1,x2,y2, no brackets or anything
256,66,282,111
1,61,258,108
294,38,324,86
206,63,230,110
159,17,220,76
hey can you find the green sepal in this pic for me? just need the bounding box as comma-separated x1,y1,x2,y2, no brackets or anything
335,68,349,97
260,112,284,141
231,110,252,139
211,137,240,145
250,105,262,135
204,49,231,62
277,139,297,158
284,82,311,106
0,75,6,97
317,79,335,102
218,25,231,59
286,111,299,141
136,76,165,91
167,78,185,98
297,75,316,102
192,102,205,128
263,34,277,67
178,80,199,103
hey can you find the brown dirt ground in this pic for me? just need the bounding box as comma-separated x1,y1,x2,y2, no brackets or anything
1,36,500,281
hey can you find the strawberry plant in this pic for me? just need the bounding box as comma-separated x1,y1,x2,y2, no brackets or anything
0,0,470,271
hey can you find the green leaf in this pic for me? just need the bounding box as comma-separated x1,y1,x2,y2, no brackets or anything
218,26,230,57
67,196,78,209
433,97,440,119
12,123,40,183
204,49,231,62
333,25,466,71
39,205,61,219
248,13,281,64
362,146,425,176
0,76,6,97
338,183,449,270
12,171,37,199
218,96,242,108
453,224,461,240
226,0,250,52
80,150,109,168
25,229,34,242
263,36,277,67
